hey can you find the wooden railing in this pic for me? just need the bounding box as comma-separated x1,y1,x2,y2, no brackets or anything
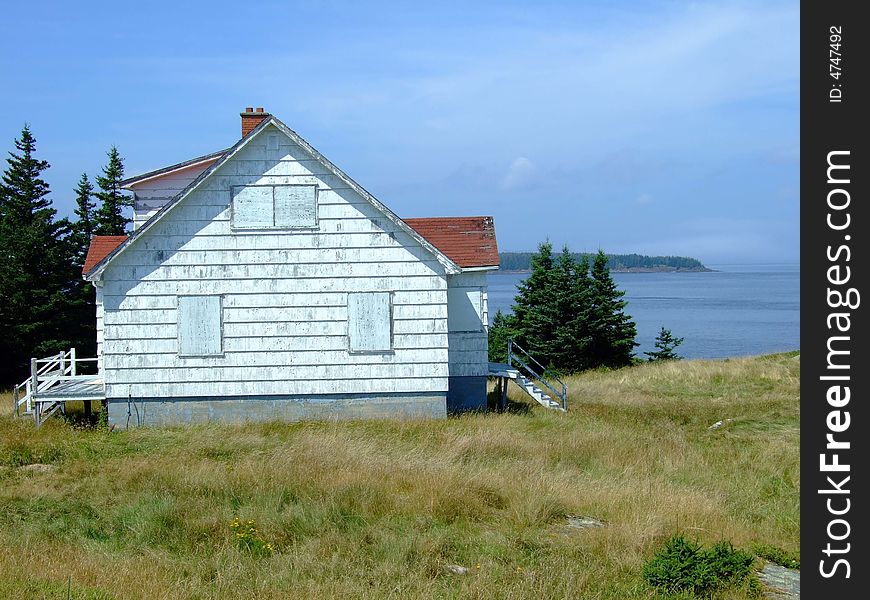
12,348,99,417
507,339,568,410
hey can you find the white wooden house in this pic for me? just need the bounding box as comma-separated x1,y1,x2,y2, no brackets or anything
79,108,500,427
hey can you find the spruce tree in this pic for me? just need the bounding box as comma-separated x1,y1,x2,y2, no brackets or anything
551,248,593,372
645,327,684,361
587,249,638,368
69,172,96,267
487,310,516,363
66,173,99,360
93,146,132,235
510,241,559,366
0,125,76,383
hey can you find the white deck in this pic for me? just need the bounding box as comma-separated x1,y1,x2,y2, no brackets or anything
34,376,106,402
13,349,105,425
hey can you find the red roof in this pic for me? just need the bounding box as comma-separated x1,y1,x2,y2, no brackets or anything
404,216,499,269
83,216,499,275
83,235,127,275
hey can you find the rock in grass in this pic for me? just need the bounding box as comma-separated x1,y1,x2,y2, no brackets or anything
566,516,606,529
444,564,469,575
17,463,55,473
757,562,800,599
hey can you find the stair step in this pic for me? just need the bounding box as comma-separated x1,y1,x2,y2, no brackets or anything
510,369,566,411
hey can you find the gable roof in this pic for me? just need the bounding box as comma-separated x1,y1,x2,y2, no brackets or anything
404,217,499,269
120,149,228,188
85,115,463,280
83,215,499,279
82,235,127,275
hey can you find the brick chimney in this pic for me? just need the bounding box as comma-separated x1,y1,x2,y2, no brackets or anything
241,106,269,137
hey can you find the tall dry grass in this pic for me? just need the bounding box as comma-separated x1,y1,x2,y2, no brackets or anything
0,352,799,599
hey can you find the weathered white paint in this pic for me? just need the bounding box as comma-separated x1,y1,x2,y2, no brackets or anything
446,271,489,377
177,296,222,356
99,124,458,400
102,333,446,355
275,185,317,227
348,292,392,352
109,378,449,398
95,285,104,373
231,185,274,228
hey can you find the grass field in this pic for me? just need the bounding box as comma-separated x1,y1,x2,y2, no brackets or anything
0,353,799,599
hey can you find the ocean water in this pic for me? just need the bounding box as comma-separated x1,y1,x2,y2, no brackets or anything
486,263,800,360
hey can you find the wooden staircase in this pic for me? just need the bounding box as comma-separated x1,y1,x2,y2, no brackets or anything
513,372,564,410
489,340,567,411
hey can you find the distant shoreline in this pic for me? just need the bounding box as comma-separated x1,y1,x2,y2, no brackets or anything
497,251,712,273
497,266,715,274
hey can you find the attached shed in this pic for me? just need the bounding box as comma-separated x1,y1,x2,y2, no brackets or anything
81,108,499,427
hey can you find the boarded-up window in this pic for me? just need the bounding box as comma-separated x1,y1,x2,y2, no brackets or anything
275,185,317,228
232,185,273,229
348,292,392,353
232,185,317,229
447,288,483,332
178,296,223,356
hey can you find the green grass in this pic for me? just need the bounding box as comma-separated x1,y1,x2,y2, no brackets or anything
0,353,800,599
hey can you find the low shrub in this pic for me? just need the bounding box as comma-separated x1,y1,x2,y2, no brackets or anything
643,535,758,597
751,543,800,569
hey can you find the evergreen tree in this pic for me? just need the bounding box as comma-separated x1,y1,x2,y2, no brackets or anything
510,241,559,366
645,327,684,361
66,173,99,361
487,310,516,363
551,248,593,372
0,125,76,383
93,146,132,235
69,172,96,268
586,249,638,368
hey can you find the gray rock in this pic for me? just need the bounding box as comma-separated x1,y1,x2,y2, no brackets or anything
566,515,606,529
17,463,55,473
757,562,800,599
444,564,468,575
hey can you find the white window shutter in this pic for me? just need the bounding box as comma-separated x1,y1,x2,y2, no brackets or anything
348,292,392,352
232,185,273,229
178,296,223,356
275,185,317,228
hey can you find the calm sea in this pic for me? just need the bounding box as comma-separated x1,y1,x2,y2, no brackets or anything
486,263,800,360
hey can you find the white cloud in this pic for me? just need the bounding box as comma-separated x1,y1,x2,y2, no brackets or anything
500,157,537,191
634,193,654,205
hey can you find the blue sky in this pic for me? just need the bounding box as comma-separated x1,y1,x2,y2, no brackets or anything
0,1,798,264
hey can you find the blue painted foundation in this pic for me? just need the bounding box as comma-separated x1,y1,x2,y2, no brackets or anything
446,376,488,412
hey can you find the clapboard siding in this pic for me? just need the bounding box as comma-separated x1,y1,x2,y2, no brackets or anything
103,304,446,325
106,377,449,398
111,261,439,283
103,276,446,299
447,272,489,377
102,333,447,355
118,246,439,266
134,198,401,224
103,290,445,310
104,348,448,368
102,124,450,398
105,316,446,341
133,231,410,251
